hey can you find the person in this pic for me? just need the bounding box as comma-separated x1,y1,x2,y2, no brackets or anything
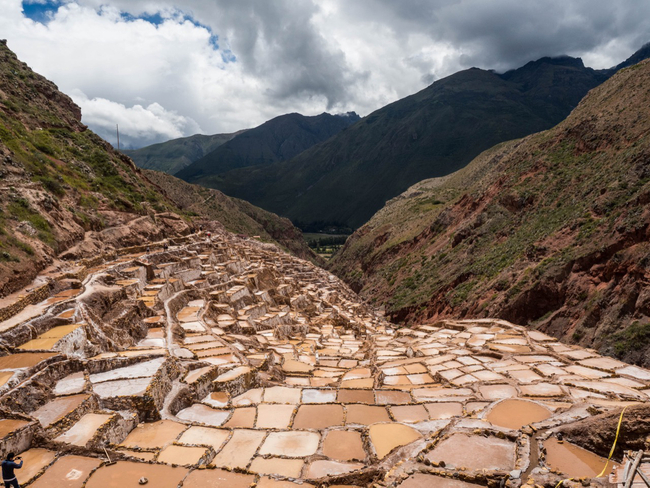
2,453,23,488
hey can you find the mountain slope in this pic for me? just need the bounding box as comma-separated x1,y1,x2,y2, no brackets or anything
123,131,243,175
0,41,313,295
177,111,360,182
143,170,319,264
189,48,648,230
330,59,650,366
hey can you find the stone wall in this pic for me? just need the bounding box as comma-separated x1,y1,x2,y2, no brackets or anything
0,283,51,323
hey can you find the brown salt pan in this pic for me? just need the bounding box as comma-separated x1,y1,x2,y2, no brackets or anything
369,423,423,459
0,419,29,438
0,352,57,370
57,309,76,319
390,404,429,423
424,402,463,419
479,384,518,400
259,431,320,457
345,404,390,425
212,429,266,469
293,404,344,429
322,430,366,461
120,420,187,449
426,433,516,471
184,366,214,384
29,455,101,488
11,448,57,485
375,390,412,405
338,389,374,404
157,444,209,466
250,457,304,478
182,468,255,488
544,437,617,478
177,426,230,451
0,371,14,387
486,399,551,430
224,407,256,428
256,404,295,429
263,386,302,404
85,461,187,488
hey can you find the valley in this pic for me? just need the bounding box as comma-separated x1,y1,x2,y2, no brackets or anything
1,23,650,488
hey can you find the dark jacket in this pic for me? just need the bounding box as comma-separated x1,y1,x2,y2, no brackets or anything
1,459,22,481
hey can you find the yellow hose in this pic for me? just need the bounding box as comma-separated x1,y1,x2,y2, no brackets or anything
596,404,631,477
553,404,634,488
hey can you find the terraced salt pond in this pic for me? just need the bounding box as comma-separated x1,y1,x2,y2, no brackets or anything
0,231,648,487
486,398,552,429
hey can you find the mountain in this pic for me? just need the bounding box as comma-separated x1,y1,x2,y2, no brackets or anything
0,41,313,296
185,46,648,231
123,131,244,175
176,111,360,182
330,58,650,366
143,170,320,264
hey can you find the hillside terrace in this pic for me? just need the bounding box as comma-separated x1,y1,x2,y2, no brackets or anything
0,228,648,487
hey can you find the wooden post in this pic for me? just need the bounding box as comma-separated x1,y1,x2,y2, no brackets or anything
116,124,120,151
625,450,644,488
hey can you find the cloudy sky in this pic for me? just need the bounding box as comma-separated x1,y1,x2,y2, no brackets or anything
2,0,650,148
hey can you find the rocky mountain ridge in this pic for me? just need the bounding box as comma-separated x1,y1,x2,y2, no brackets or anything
176,111,360,184
123,130,245,175
184,45,648,231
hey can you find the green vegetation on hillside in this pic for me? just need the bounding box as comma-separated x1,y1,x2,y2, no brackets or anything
177,112,359,182
0,42,178,258
124,131,242,175
143,170,319,264
0,41,319,296
303,233,349,260
330,58,650,366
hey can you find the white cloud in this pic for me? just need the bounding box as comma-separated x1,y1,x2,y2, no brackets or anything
2,0,650,148
69,90,201,149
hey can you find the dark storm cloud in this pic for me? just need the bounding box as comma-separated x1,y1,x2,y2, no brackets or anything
338,0,650,71
201,0,360,108
70,0,650,102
